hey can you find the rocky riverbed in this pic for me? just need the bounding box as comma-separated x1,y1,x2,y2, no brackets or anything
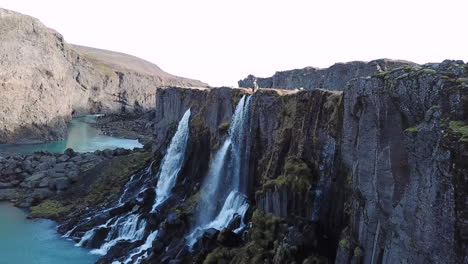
0,147,144,208
91,112,156,146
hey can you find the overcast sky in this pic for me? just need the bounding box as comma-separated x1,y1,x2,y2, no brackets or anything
2,0,467,86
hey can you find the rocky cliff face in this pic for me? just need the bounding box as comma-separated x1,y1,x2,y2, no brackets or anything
147,61,466,263
338,61,467,264
238,59,414,91
7,50,465,263
0,8,206,143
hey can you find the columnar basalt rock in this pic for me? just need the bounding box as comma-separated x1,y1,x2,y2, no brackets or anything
339,61,467,264
146,61,467,263
2,9,465,261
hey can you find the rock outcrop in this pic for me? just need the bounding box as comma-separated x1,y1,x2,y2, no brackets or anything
0,8,207,143
238,59,414,91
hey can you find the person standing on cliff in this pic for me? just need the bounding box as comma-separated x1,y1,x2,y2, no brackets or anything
252,79,259,93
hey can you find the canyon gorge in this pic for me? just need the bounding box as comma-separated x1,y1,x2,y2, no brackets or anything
0,8,467,264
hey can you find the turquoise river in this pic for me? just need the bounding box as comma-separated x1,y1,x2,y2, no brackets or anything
0,115,143,263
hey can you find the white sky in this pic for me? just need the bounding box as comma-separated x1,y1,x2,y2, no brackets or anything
1,0,467,86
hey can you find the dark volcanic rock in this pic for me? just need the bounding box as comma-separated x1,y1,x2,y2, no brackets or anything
149,61,467,264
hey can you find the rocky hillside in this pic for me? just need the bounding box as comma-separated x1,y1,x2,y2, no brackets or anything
31,60,467,264
0,8,206,144
238,59,414,91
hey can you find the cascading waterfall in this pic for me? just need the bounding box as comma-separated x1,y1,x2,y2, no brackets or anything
187,95,252,246
72,109,191,260
123,230,159,264
91,214,147,255
152,109,191,211
118,161,154,205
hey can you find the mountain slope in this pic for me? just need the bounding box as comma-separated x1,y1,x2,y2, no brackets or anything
0,8,207,143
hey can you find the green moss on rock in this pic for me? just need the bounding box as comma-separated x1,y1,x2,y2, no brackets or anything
218,122,230,134
449,121,468,142
30,200,73,219
354,247,363,258
418,68,437,75
405,126,419,133
203,247,241,264
258,158,314,195
84,152,153,206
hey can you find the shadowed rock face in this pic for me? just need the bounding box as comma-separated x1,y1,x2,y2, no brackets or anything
148,61,466,263
238,59,415,91
2,7,466,263
0,8,207,143
338,61,467,264
19,61,465,264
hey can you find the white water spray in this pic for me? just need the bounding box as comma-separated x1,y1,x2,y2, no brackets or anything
152,109,191,211
73,108,192,262
187,95,252,246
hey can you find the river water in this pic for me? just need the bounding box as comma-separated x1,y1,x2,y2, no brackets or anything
0,115,142,154
0,115,143,263
0,203,98,264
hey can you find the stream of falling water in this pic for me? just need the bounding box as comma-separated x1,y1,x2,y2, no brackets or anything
72,109,191,263
187,95,252,246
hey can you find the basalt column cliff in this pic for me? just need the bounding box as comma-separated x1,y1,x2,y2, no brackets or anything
2,8,467,264
40,61,467,264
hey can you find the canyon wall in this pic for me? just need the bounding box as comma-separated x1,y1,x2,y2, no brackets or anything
337,61,467,264
28,60,467,264
148,61,467,263
0,8,206,143
238,59,414,91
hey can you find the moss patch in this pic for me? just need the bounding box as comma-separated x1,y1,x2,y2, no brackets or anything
218,122,230,134
30,200,73,220
418,68,437,75
405,126,419,133
83,152,153,206
449,121,468,142
258,158,314,195
456,77,468,83
203,247,242,264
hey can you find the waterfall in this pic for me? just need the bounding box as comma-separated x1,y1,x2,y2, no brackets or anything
118,161,154,205
123,230,159,264
152,108,191,211
91,214,147,255
73,109,191,260
187,95,252,246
